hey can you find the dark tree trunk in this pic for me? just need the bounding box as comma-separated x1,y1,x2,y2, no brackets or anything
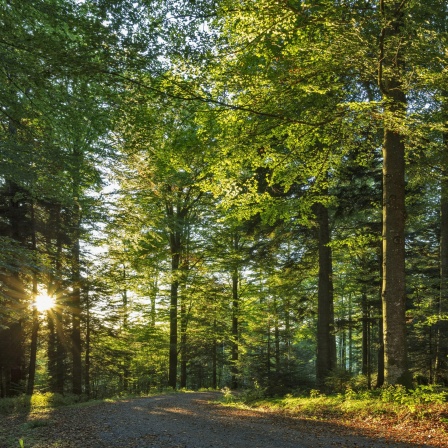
27,282,39,396
314,202,336,387
212,324,218,389
71,147,83,395
0,183,28,396
85,284,91,397
231,256,239,390
378,1,411,387
71,209,82,395
27,203,39,396
46,203,65,393
436,106,448,383
168,236,180,389
376,312,385,387
361,292,371,389
180,301,187,388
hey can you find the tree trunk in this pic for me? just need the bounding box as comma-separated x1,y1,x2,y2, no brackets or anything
46,203,65,394
314,202,336,387
231,264,239,389
85,283,91,397
378,0,411,387
27,203,39,396
168,237,180,389
436,105,448,383
361,292,369,381
212,323,218,389
27,280,39,395
71,147,83,395
180,301,187,388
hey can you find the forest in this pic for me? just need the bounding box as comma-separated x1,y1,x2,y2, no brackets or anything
0,0,447,399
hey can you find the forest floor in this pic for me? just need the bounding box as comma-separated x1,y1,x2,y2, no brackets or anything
1,391,448,448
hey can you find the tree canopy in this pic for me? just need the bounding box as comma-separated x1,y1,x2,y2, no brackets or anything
0,0,447,397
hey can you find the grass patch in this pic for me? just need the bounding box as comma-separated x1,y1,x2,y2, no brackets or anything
0,392,97,416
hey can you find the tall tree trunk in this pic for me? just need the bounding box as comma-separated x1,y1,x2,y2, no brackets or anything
27,280,39,396
348,293,353,374
168,233,180,389
378,0,411,387
180,300,187,388
361,291,370,387
314,202,336,387
46,203,65,393
212,320,218,389
71,217,82,395
436,103,448,383
71,148,83,395
84,279,91,397
231,233,240,389
27,203,39,396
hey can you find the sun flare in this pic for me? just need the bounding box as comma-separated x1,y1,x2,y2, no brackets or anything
34,293,56,313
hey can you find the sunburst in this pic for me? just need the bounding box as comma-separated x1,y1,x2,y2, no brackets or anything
34,293,56,313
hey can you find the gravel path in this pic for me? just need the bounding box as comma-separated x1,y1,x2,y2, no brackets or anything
5,392,442,448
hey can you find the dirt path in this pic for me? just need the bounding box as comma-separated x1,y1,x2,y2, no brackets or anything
2,392,443,447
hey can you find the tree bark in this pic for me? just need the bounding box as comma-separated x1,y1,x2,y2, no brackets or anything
436,103,448,383
71,148,83,395
168,200,181,389
180,300,187,388
379,0,411,387
231,233,240,389
27,276,39,396
27,203,39,396
71,221,82,395
85,285,91,397
314,202,337,387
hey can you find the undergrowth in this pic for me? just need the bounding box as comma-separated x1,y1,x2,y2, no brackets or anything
0,392,92,415
220,384,448,424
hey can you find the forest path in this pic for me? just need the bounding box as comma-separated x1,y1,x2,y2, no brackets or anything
5,392,441,448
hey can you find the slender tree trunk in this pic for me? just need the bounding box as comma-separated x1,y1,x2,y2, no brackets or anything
274,321,280,371
168,236,180,389
85,282,91,397
55,222,66,395
361,292,369,377
231,261,239,389
314,202,336,387
212,321,218,389
436,105,448,383
27,203,39,396
46,203,64,393
180,300,187,388
267,317,271,382
230,230,241,390
378,0,411,387
348,293,353,374
27,279,39,395
71,148,83,395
